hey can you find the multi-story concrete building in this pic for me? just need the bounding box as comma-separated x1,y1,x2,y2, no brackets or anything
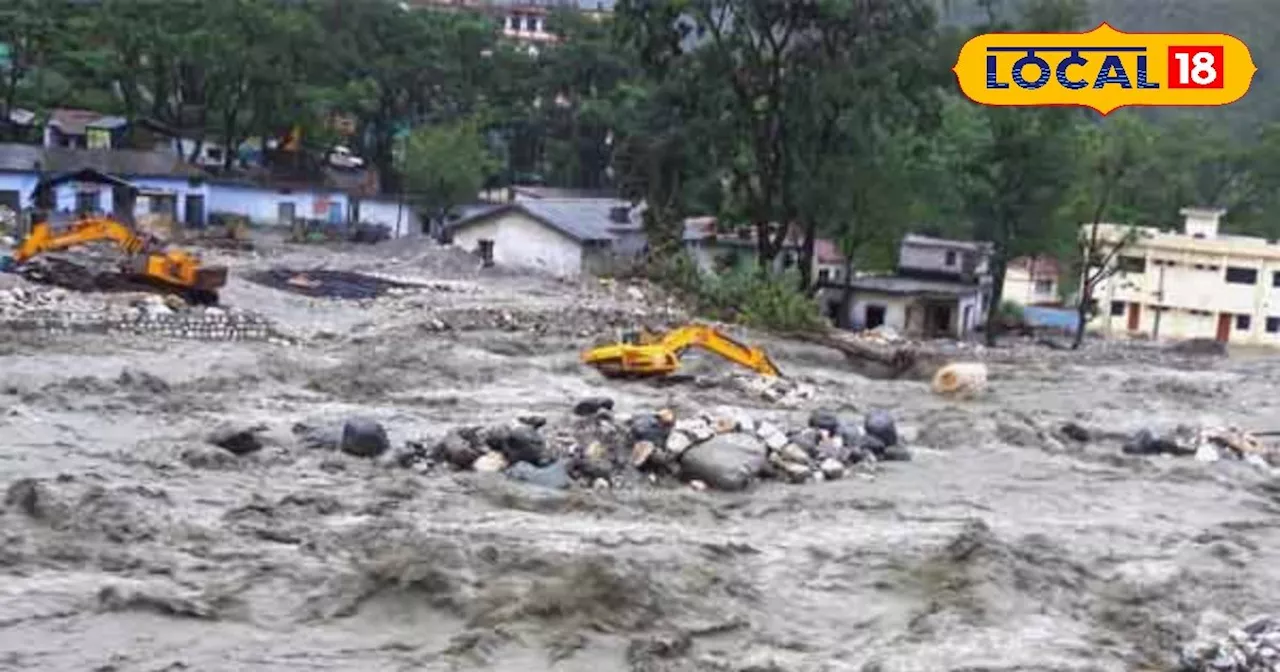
1087,207,1280,345
409,0,611,47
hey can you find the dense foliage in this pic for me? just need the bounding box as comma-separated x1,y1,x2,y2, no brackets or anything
2,0,1279,332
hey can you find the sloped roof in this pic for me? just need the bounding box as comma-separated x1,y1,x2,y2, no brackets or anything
846,274,982,298
86,116,129,130
902,233,993,253
449,199,620,242
0,143,208,179
48,108,104,136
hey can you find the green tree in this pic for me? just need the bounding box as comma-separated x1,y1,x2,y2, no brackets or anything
952,0,1091,345
402,118,499,238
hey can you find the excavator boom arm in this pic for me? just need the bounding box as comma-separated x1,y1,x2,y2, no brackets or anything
659,325,782,377
13,218,150,263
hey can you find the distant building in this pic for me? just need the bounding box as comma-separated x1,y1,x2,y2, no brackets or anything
408,0,612,48
446,196,635,278
1003,255,1062,306
680,218,844,282
1088,207,1280,346
820,234,995,338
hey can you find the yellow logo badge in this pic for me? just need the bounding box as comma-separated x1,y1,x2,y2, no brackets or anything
952,23,1257,114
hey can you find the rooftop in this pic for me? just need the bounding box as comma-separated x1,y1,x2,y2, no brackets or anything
0,143,207,180
842,274,984,298
902,233,993,253
48,108,107,136
450,198,632,242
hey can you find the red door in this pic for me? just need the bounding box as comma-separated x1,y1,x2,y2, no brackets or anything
1127,303,1141,331
1216,313,1232,342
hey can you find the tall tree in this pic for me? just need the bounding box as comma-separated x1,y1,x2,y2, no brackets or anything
952,0,1091,345
402,117,499,239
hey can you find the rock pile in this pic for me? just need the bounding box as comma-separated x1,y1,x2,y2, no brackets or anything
0,286,284,343
1180,614,1280,671
401,399,912,491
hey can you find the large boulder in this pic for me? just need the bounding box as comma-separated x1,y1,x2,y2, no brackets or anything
506,460,573,490
679,433,767,492
340,417,390,458
207,423,267,456
865,410,898,447
484,424,549,465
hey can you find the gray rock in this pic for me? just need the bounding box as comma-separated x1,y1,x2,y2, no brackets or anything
485,424,549,465
836,422,863,449
815,438,848,462
292,422,340,451
859,434,888,458
517,414,547,429
574,396,615,416
435,429,485,468
207,423,267,455
506,460,572,490
341,417,390,458
1123,428,1191,456
679,433,767,492
790,428,821,454
819,458,846,480
808,409,840,433
865,410,898,447
628,414,668,443
881,444,912,462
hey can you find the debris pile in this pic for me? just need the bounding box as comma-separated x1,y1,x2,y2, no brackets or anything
1123,425,1279,471
396,399,911,491
1180,614,1280,671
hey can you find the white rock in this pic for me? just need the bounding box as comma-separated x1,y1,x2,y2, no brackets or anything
820,458,846,479
472,451,508,472
777,443,810,464
674,418,714,442
1195,443,1221,462
763,432,789,452
666,431,692,455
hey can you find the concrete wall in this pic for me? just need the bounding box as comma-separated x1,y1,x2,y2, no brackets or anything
899,242,986,275
208,184,348,227
451,210,584,278
0,172,38,212
1089,237,1280,345
1003,267,1058,305
358,199,419,237
825,289,983,338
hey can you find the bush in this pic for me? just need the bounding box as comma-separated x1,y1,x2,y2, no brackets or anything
648,252,825,332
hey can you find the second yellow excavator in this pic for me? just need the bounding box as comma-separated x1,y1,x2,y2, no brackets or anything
582,323,782,378
11,216,228,304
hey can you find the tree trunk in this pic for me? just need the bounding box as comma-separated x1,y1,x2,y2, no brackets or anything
983,255,1008,347
798,219,816,291
838,256,855,329
1071,292,1090,349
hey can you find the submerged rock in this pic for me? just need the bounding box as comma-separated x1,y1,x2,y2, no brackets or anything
506,460,572,490
340,417,390,458
206,423,267,456
864,410,898,447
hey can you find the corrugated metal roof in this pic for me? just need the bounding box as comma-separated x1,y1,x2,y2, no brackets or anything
902,233,993,252
48,108,104,136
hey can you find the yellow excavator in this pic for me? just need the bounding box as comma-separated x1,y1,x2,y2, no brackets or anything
10,216,228,305
582,323,782,378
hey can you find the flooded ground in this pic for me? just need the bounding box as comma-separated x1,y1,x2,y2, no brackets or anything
1,236,1278,672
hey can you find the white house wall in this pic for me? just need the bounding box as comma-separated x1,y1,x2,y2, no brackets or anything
208,184,349,226
452,211,584,278
358,199,420,237
0,173,38,210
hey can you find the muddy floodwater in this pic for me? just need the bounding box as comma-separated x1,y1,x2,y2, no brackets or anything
1,238,1279,672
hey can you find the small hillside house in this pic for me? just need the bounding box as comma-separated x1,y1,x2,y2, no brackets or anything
821,234,995,338
447,198,638,278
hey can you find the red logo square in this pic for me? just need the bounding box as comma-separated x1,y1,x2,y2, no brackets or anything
1168,46,1225,89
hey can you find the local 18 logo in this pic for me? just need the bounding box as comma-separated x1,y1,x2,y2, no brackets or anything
952,23,1257,114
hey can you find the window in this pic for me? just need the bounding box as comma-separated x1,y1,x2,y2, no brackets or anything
1237,314,1251,331
525,14,536,31
477,239,494,267
818,269,830,283
1226,266,1258,285
1110,301,1125,316
75,190,99,214
1268,317,1280,334
1034,279,1054,295
1273,271,1280,288
944,250,956,266
1117,256,1146,274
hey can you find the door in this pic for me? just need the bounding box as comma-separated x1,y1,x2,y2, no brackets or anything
184,194,205,228
1127,303,1141,331
1216,313,1232,342
865,304,886,329
278,202,296,225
